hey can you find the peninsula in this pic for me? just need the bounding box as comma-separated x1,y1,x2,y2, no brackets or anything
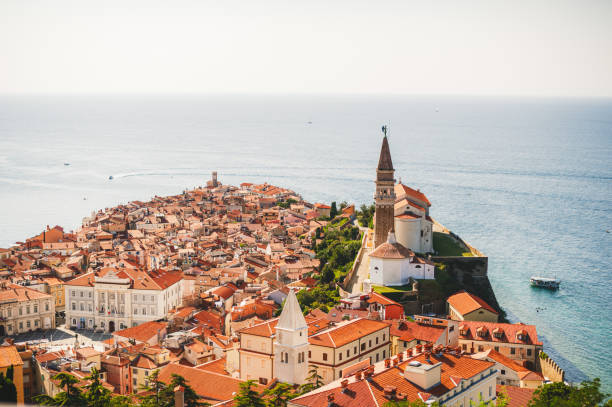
0,136,570,406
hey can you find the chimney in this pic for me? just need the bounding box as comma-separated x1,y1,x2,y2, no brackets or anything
327,393,334,406
355,371,362,381
384,358,391,368
340,379,349,389
174,385,185,407
383,385,397,399
403,360,442,390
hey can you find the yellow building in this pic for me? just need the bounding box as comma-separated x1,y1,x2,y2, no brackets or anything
130,347,170,392
44,277,65,312
0,283,55,336
0,345,25,404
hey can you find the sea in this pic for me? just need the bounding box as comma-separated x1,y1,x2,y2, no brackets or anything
0,94,610,391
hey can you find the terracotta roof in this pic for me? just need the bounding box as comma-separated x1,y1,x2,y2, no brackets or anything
0,346,24,367
369,240,414,259
309,318,389,348
459,321,542,345
292,352,495,406
133,355,157,369
158,363,264,403
388,320,446,344
0,283,54,302
447,291,498,316
477,349,528,373
497,385,536,407
113,321,167,343
65,272,95,287
367,291,401,306
395,183,431,206
377,135,394,171
195,358,229,375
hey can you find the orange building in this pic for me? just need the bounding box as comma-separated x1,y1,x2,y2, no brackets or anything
0,345,25,404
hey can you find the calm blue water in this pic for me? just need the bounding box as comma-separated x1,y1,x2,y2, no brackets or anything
1,95,610,390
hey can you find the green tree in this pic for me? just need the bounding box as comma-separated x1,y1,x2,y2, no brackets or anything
109,395,133,407
528,378,608,407
234,380,265,407
139,370,207,407
264,382,296,407
33,372,86,406
330,202,338,218
299,366,324,394
0,365,17,402
83,367,112,407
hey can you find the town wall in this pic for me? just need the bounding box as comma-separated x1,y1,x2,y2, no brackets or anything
537,351,565,383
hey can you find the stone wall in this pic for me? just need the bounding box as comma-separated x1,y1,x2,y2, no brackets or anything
537,350,565,383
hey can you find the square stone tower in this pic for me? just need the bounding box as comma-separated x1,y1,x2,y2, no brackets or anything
374,129,396,248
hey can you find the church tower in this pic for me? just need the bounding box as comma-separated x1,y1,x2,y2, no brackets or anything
273,289,309,385
374,127,396,248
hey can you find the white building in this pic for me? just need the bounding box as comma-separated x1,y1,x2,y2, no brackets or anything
65,267,183,332
369,231,435,286
393,183,433,254
273,289,309,385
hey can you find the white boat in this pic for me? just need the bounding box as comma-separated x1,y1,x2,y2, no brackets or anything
530,276,560,290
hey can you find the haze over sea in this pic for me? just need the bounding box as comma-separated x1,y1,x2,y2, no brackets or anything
0,95,610,390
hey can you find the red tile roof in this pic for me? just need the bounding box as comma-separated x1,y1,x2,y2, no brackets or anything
369,241,414,259
292,352,494,407
497,385,536,407
158,363,264,403
459,321,542,346
395,183,431,206
113,321,167,343
447,291,498,316
309,318,389,348
0,346,24,367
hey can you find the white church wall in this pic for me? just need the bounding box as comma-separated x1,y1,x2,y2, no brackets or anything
395,217,422,253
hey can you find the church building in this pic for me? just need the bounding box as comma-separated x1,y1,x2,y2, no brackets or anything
370,129,435,285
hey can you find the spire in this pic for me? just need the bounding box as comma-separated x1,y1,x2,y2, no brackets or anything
377,135,394,171
276,289,307,330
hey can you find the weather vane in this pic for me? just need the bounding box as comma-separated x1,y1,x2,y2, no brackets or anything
382,125,388,137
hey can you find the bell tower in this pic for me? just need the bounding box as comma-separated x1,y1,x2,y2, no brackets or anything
374,126,396,248
273,289,309,384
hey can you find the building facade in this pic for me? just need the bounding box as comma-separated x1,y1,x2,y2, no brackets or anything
65,268,183,333
0,283,55,336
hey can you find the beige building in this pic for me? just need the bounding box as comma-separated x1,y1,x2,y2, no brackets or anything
308,318,391,384
290,346,497,407
0,282,55,336
458,321,543,370
238,291,390,386
447,291,499,323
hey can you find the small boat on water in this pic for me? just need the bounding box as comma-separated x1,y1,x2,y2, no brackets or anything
530,276,560,290
64,162,70,166
109,175,114,180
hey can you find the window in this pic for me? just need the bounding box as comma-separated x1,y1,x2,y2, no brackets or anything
339,353,342,361
376,354,379,362
133,379,137,386
361,343,365,351
72,303,76,311
27,321,31,328
323,353,328,361
134,308,138,315
346,350,349,358
369,340,372,347
7,309,11,317
501,369,506,375
80,303,84,311
478,345,484,351
308,351,311,358
80,291,83,297
354,346,357,354
527,349,532,356
462,344,467,350
34,305,38,313
151,295,155,301
383,350,386,358
511,347,516,355
19,322,23,329
376,337,379,345
26,306,30,314
89,292,92,298
449,326,454,332
89,304,92,312
494,346,499,352
45,303,49,311
259,378,268,385
35,320,38,327
143,308,147,315
383,334,385,341
71,291,75,297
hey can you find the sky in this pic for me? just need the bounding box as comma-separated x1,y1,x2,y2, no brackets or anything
1,0,611,97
